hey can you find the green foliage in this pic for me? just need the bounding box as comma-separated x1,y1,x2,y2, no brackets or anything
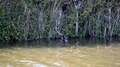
0,22,23,41
0,0,120,41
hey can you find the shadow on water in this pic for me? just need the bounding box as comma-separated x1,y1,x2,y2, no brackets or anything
0,37,120,49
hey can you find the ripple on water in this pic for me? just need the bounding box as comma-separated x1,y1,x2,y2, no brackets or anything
115,63,120,66
33,64,46,67
19,60,46,67
53,62,61,66
19,60,35,63
6,64,13,67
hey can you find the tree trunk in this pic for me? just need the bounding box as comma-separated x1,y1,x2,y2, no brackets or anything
55,9,63,37
75,10,79,35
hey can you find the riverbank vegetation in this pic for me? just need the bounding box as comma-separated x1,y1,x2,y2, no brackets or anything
0,0,120,41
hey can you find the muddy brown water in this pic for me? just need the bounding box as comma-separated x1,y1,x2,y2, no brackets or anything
0,38,120,67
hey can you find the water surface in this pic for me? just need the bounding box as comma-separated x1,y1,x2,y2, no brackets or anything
0,38,120,67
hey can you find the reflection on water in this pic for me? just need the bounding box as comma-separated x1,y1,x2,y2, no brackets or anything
0,37,120,67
